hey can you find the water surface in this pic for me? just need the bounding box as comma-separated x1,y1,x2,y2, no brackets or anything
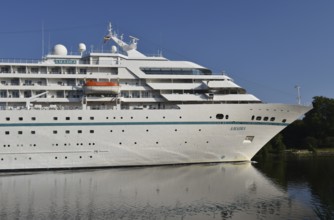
0,158,333,219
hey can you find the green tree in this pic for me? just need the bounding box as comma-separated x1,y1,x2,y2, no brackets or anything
303,96,334,148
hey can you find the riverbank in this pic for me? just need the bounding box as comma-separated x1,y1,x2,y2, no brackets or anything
286,148,334,157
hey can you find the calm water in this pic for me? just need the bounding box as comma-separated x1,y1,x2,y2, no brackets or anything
0,157,333,220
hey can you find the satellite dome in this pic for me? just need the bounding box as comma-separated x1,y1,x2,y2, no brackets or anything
52,44,68,56
111,45,117,53
78,43,86,53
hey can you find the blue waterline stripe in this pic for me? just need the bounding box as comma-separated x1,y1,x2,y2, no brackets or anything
0,121,288,127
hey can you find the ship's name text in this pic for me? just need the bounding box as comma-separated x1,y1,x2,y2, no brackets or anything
54,59,77,64
230,126,246,131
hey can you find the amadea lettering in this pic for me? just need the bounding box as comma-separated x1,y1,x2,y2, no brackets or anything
54,59,77,64
230,126,246,131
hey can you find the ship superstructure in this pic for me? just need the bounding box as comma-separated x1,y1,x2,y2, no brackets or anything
0,23,311,170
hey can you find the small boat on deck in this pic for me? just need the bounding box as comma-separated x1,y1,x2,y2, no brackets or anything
84,80,120,94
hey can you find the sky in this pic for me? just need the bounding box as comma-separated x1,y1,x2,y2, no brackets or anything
0,0,333,105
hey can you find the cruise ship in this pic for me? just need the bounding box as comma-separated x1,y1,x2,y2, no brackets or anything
0,23,311,170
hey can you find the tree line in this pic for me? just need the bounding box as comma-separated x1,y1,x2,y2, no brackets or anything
256,96,334,157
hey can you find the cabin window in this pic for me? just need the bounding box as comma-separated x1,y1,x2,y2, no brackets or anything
78,130,82,134
263,117,269,121
53,117,58,121
66,117,70,120
256,116,262,121
78,117,82,120
31,117,36,121
53,130,57,134
216,114,224,119
19,117,23,121
5,131,9,135
31,131,36,134
270,117,275,122
282,119,287,123
18,131,23,135
66,130,70,134
6,117,10,121
90,130,94,134
90,117,94,120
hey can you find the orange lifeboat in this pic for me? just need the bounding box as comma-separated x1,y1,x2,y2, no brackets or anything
84,80,120,94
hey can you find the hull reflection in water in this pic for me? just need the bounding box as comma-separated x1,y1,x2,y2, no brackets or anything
0,163,315,219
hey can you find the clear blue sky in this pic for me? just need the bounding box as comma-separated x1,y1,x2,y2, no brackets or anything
0,0,333,104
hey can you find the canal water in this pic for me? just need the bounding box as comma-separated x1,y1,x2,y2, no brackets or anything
0,157,333,219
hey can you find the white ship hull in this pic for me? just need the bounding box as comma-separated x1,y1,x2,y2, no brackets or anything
0,22,312,170
0,103,311,170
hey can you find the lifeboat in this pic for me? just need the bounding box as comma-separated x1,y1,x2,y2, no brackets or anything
83,80,120,94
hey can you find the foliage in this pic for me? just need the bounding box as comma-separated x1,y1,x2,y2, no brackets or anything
260,96,334,154
303,96,334,147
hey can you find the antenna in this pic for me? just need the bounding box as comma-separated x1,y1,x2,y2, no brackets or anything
295,85,301,105
41,21,44,57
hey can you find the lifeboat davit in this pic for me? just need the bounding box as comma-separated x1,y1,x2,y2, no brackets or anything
84,80,120,94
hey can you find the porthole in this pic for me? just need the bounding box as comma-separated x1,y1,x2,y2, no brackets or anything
90,117,94,120
19,117,23,121
282,119,287,123
120,117,123,119
175,129,177,132
79,156,82,159
179,116,182,119
110,130,113,132
119,142,122,145
31,131,36,134
199,129,201,131
6,117,10,121
106,117,109,119
134,142,137,144
53,130,57,134
156,142,159,144
53,117,58,121
66,130,70,134
18,131,23,135
78,130,82,134
270,117,275,122
131,117,133,119
216,114,224,119
90,130,94,133
251,115,255,120
65,156,67,159
122,130,124,132
263,117,269,121
55,157,58,159
256,116,262,121
32,117,36,121
5,131,9,135
78,117,82,120
146,129,149,132
90,156,93,158
226,115,229,119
